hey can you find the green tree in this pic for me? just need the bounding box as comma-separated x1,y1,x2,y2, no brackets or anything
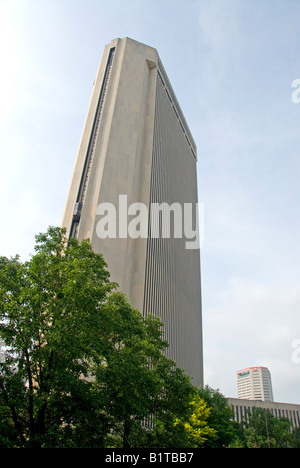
233,407,293,448
173,394,216,446
0,227,116,447
91,292,180,448
0,226,201,448
144,385,218,448
143,363,197,448
271,416,292,448
291,427,300,448
198,385,238,448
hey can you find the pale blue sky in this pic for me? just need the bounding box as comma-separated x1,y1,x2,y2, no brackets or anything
0,0,299,403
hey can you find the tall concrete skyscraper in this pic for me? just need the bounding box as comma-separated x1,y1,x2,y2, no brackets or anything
62,37,203,386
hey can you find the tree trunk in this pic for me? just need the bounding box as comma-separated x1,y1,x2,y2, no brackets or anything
123,418,131,448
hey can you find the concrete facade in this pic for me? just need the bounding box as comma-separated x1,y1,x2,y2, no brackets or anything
61,38,203,386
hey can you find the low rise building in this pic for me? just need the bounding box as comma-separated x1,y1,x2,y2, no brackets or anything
227,397,300,430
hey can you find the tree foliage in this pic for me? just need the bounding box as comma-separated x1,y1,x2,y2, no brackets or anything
173,394,216,446
198,386,239,448
0,226,298,448
0,227,214,448
229,407,297,448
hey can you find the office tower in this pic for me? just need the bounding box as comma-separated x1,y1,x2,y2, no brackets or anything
62,37,203,386
237,367,274,402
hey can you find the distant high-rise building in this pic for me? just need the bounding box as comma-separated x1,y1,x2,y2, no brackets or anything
62,37,203,386
237,367,274,402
